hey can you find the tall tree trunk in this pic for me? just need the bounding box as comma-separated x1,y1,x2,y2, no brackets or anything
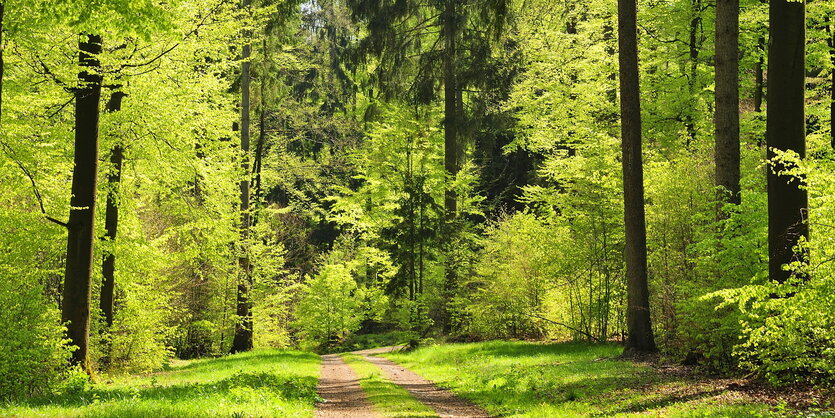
99,91,126,329
617,0,656,354
826,16,835,149
714,0,740,205
62,34,104,371
443,0,458,218
441,0,459,332
0,2,4,122
253,39,266,204
684,0,701,146
755,36,765,113
231,0,253,354
767,0,808,284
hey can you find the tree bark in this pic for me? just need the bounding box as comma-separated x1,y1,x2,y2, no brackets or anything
62,34,104,371
443,0,458,219
826,16,835,149
617,0,656,353
755,36,765,113
714,0,741,205
441,0,459,333
231,0,253,354
766,0,808,284
0,2,4,122
100,91,126,329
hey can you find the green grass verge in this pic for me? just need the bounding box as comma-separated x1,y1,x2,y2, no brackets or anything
383,341,782,417
341,353,436,417
1,349,321,417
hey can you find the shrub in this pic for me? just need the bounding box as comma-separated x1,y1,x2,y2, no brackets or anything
0,265,72,400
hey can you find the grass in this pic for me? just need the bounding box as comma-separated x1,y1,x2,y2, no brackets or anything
340,353,435,417
383,341,784,417
0,349,321,418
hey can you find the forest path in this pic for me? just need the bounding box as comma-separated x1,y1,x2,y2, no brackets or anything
315,346,490,418
315,354,381,418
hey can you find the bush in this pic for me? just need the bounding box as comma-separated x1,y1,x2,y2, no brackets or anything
0,265,72,400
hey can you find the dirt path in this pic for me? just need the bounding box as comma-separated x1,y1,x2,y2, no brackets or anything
315,346,489,417
315,354,381,418
356,347,491,418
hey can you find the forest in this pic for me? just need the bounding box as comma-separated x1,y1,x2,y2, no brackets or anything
0,0,834,416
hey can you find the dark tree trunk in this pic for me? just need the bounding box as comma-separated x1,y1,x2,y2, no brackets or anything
443,0,458,219
99,92,126,328
755,36,765,113
617,0,656,353
62,34,104,371
0,2,4,122
441,0,459,333
231,0,253,353
714,0,740,205
826,16,835,149
684,0,702,146
253,43,266,204
767,0,808,284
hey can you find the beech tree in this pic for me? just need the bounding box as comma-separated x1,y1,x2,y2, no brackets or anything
766,0,808,284
231,0,254,354
99,91,127,329
714,0,740,205
61,34,104,371
617,0,656,354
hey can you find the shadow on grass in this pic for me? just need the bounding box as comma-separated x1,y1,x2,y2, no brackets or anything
595,387,729,416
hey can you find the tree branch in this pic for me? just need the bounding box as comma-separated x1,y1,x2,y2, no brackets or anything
0,140,68,228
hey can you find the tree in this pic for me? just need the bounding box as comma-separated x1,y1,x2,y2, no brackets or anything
294,264,363,345
714,0,740,205
617,0,656,353
766,0,808,284
99,91,127,329
231,0,254,354
61,34,104,371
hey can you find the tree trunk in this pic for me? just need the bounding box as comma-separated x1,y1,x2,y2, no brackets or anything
231,0,253,354
100,91,126,329
766,0,808,284
617,0,656,353
714,0,740,205
755,36,765,113
62,34,104,371
826,16,835,149
684,0,701,146
0,2,4,122
441,0,459,332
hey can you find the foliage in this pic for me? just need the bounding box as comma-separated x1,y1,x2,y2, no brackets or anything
0,349,321,417
462,212,566,339
293,264,365,346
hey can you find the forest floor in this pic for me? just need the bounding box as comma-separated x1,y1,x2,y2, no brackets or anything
2,341,833,417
